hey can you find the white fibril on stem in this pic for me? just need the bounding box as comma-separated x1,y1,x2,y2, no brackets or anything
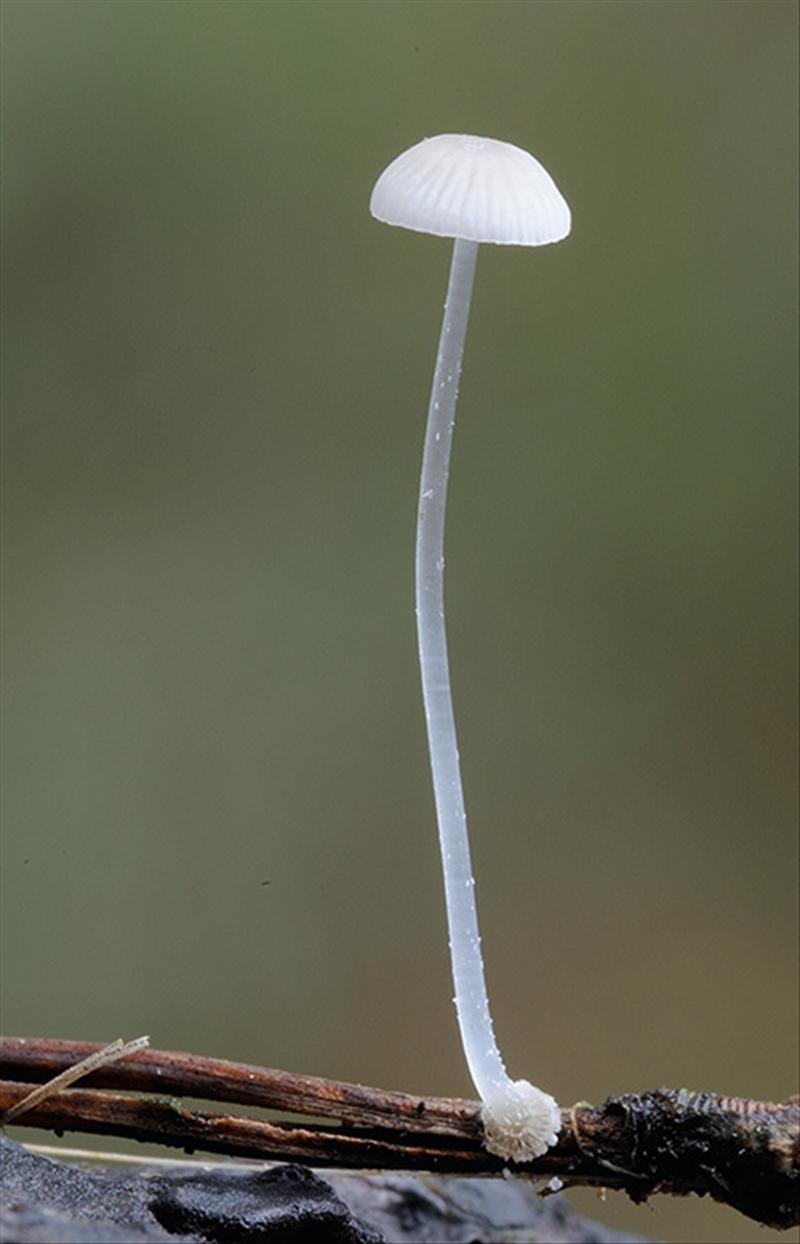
370,135,571,1162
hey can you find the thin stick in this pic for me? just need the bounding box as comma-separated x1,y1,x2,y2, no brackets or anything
0,1036,150,1124
0,1079,487,1172
24,1143,263,1170
0,1036,478,1137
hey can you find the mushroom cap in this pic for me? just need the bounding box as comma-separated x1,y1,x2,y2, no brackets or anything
370,134,571,247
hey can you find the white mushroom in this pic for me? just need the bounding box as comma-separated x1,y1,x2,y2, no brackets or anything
370,134,570,1162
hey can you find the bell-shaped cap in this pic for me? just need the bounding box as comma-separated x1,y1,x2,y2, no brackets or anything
370,134,571,247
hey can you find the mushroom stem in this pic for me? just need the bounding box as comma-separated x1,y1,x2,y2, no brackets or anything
415,238,560,1162
416,238,499,1094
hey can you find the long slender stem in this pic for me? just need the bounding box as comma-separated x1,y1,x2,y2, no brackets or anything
415,238,506,1101
415,240,560,1163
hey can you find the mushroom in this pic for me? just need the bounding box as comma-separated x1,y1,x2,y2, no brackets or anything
369,134,571,1162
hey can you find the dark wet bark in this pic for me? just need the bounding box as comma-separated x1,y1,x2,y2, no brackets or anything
2,1037,796,1232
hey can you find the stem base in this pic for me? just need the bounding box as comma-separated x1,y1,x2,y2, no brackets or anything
481,1080,561,1162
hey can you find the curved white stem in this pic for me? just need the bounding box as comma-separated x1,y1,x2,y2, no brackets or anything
415,237,560,1161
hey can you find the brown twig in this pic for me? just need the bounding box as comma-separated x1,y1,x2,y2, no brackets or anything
1,1037,797,1230
0,1036,150,1124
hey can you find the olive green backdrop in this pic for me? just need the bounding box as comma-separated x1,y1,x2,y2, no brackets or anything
2,3,797,1242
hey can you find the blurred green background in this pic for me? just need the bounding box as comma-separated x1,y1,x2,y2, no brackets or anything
2,2,797,1241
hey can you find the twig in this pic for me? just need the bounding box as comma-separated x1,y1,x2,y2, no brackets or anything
1,1036,149,1124
0,1037,477,1136
1,1036,797,1230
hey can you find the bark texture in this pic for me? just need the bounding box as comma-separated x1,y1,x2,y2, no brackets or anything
2,1037,796,1232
